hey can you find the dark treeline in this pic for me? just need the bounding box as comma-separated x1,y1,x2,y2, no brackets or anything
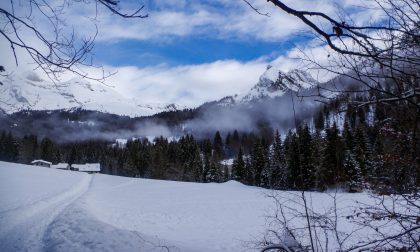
0,94,418,193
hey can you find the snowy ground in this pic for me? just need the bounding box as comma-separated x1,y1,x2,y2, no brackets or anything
0,161,273,251
0,161,415,251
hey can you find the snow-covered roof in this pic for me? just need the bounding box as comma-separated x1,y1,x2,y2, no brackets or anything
31,160,52,165
51,163,69,169
72,163,100,172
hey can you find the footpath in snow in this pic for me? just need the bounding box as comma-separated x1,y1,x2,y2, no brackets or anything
0,162,91,251
0,162,272,251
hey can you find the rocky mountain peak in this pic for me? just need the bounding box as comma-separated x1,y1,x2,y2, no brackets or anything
240,66,318,103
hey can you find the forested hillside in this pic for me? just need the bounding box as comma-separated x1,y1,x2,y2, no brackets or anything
2,90,417,193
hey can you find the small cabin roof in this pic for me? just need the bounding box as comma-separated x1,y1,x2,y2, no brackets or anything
31,160,52,165
71,163,100,172
51,163,69,169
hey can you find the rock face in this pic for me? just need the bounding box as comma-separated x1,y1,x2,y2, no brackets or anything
211,65,319,107
241,65,318,103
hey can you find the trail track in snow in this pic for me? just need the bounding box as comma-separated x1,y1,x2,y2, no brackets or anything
0,174,93,251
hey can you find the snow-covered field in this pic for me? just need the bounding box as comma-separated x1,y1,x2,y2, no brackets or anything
0,161,273,251
0,161,415,251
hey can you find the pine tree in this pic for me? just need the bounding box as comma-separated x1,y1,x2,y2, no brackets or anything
5,132,19,162
298,125,315,190
342,121,364,192
269,130,288,189
0,131,5,161
67,146,77,165
241,133,251,154
260,135,272,188
319,123,344,189
311,131,323,189
353,126,372,178
0,131,19,162
151,137,169,179
138,139,152,177
191,146,203,182
225,133,232,157
285,131,300,189
178,134,202,181
260,160,271,188
370,130,385,189
54,148,62,163
213,131,224,160
342,121,354,151
244,156,254,185
231,148,246,182
343,149,363,192
232,130,240,155
223,165,229,182
202,155,211,182
206,159,222,183
18,135,38,164
40,137,56,163
251,139,267,186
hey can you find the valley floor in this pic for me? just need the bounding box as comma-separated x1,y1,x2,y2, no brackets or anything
0,161,415,251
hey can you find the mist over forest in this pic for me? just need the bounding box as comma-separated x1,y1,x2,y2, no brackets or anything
0,95,319,142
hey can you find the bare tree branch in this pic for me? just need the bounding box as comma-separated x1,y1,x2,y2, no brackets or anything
0,0,148,81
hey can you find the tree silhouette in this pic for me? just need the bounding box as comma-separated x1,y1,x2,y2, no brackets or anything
0,0,147,81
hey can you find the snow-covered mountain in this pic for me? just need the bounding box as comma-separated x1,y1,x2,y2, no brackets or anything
241,65,317,102
0,72,184,117
0,66,318,117
212,65,319,107
0,66,362,140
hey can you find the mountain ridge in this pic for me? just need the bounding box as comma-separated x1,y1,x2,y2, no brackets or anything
210,65,319,108
0,72,185,117
0,66,320,117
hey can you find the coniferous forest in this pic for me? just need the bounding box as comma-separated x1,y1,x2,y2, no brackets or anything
1,94,418,194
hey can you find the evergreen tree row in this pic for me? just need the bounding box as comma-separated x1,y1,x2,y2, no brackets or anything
0,91,418,193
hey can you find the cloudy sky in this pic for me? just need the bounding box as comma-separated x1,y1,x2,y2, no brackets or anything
0,0,381,107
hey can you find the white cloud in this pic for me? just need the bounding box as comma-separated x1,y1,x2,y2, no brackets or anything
0,0,392,109
67,0,356,43
0,30,345,109
103,59,268,107
80,38,340,108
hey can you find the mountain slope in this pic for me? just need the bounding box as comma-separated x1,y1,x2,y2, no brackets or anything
0,72,183,117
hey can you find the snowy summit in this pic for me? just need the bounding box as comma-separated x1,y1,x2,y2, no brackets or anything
241,66,318,102
0,72,184,117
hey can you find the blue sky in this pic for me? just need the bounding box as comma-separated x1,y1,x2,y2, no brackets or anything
89,0,316,68
90,0,305,67
0,0,381,106
80,0,329,106
93,38,296,67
